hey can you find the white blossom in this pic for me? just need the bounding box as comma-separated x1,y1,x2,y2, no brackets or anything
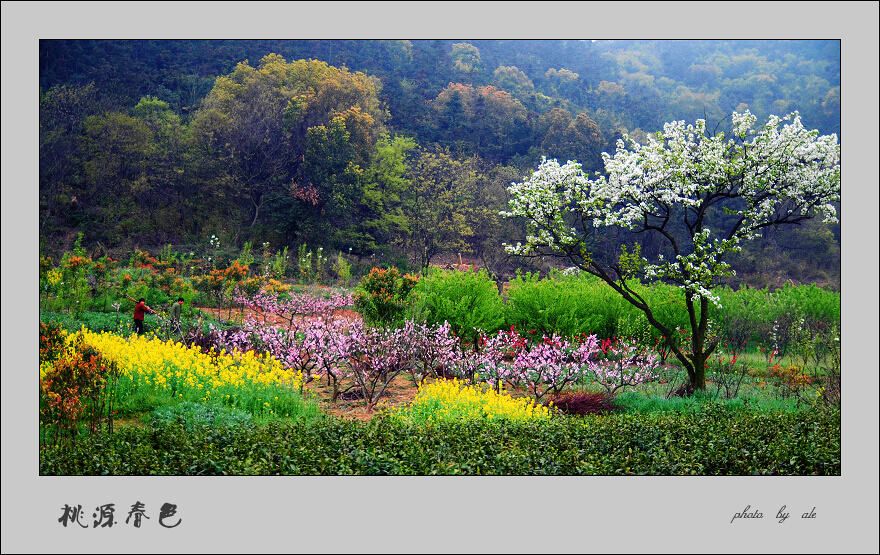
502,110,840,309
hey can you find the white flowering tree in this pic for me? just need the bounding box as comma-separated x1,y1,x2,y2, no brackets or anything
503,111,840,391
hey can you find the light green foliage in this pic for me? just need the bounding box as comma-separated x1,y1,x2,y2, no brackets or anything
315,247,327,283
297,244,313,283
293,243,328,284
363,136,418,248
272,247,289,280
505,271,626,339
451,42,482,74
618,243,644,279
333,252,352,287
355,267,420,328
238,241,255,267
158,244,177,264
505,270,841,350
493,65,535,98
410,269,504,343
403,148,480,269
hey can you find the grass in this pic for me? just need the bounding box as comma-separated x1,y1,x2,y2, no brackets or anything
612,390,806,414
39,308,239,337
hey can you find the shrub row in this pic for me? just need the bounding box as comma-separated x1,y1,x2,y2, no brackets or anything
403,269,840,346
40,404,840,476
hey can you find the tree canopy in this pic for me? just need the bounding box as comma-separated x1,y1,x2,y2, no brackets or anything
39,40,841,287
503,110,840,389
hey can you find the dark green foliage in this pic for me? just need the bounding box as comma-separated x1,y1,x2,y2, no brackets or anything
40,310,131,334
410,269,504,341
39,308,234,338
38,40,840,291
150,402,254,432
40,405,840,475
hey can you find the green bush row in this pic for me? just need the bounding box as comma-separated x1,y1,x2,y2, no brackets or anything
411,268,504,342
40,404,840,475
401,269,840,346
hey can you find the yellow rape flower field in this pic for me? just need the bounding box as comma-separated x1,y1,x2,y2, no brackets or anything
65,328,317,421
43,328,556,426
391,378,555,424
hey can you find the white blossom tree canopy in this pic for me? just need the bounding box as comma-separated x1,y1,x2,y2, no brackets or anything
502,110,840,390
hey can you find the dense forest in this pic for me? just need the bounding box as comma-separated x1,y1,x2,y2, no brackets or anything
39,39,841,288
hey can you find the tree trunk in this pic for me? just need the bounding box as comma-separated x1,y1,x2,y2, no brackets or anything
691,295,714,391
691,352,708,390
250,193,263,228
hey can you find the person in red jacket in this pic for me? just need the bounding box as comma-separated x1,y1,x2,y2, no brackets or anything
133,298,155,335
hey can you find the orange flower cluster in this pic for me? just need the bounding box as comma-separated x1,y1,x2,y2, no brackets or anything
40,332,115,443
63,255,92,270
354,267,419,326
769,364,813,389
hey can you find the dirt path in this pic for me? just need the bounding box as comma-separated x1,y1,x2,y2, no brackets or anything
195,306,361,327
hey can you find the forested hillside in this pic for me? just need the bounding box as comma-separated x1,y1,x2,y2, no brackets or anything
39,39,841,288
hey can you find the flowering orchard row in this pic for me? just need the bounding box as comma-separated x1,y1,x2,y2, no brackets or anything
202,291,663,410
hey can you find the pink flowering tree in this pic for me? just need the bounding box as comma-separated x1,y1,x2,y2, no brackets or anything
309,317,360,402
213,319,318,390
510,335,583,401
343,321,418,412
589,338,661,393
503,111,840,390
408,321,459,383
234,289,352,331
477,326,528,390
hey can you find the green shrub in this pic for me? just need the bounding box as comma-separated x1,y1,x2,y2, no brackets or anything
504,272,839,348
504,271,688,341
150,402,254,432
40,310,133,334
40,406,840,475
715,283,840,349
333,252,352,287
411,268,505,342
354,266,420,328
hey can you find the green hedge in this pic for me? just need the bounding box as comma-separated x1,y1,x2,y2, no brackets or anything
410,268,505,343
504,272,840,345
40,405,840,475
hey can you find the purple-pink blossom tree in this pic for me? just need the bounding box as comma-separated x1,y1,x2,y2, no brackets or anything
589,338,661,393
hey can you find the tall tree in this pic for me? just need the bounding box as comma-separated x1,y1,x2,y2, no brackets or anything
189,54,387,236
429,83,530,162
362,135,419,252
402,148,480,270
79,111,155,242
39,83,104,236
504,111,840,391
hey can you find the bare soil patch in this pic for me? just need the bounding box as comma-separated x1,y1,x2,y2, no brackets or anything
304,373,420,422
